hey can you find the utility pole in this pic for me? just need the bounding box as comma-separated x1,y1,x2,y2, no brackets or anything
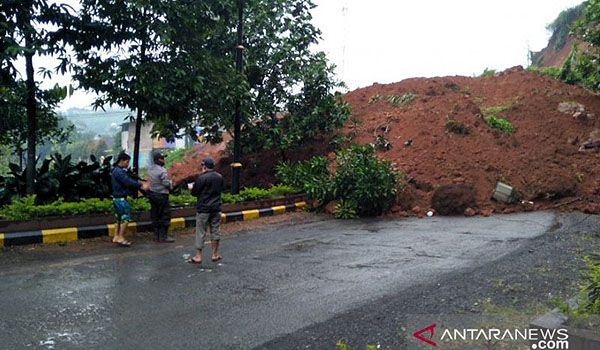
232,0,244,194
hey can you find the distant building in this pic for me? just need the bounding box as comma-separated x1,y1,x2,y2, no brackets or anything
120,121,195,169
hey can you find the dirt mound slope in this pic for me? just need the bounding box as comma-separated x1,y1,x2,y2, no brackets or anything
168,136,230,186
343,66,600,215
168,134,329,190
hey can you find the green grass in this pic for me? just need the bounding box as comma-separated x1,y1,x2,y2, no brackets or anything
368,94,381,104
526,66,562,79
481,101,515,116
485,115,514,134
386,93,419,107
479,68,497,77
479,101,515,135
164,146,192,169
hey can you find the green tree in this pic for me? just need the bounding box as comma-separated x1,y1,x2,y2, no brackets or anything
71,0,180,174
148,0,351,156
568,0,600,90
0,0,74,193
0,83,72,167
112,130,122,156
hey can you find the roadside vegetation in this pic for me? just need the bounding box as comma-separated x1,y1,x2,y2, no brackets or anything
1,0,349,192
276,144,401,219
527,1,600,92
163,147,193,170
554,252,600,319
0,184,300,221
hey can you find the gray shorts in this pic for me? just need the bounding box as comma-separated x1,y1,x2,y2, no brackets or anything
195,212,221,249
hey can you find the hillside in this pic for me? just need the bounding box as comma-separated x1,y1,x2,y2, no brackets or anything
530,4,584,68
62,108,132,135
342,67,600,215
169,67,600,216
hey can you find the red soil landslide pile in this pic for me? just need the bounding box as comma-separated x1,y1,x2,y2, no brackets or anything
168,135,230,186
343,66,600,216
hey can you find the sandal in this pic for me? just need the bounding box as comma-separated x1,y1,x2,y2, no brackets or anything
114,240,132,247
187,258,202,265
212,255,223,262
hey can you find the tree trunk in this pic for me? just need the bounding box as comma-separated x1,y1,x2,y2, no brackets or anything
25,41,37,195
132,10,148,175
132,108,142,175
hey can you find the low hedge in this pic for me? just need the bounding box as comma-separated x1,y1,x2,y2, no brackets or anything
0,184,300,221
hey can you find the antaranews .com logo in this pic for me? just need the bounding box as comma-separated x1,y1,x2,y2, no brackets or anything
412,323,569,349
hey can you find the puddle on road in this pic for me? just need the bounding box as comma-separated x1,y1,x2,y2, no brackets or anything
37,332,82,349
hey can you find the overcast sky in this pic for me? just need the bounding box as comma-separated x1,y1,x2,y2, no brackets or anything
31,0,585,110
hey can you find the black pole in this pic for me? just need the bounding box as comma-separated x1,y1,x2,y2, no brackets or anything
24,32,37,195
232,0,243,194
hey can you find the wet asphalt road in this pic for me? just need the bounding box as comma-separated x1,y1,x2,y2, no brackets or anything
0,212,558,350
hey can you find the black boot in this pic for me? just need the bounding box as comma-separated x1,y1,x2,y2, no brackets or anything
154,226,161,242
159,225,174,243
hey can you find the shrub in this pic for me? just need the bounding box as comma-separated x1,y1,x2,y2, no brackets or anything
221,193,243,204
333,145,400,216
239,187,271,201
276,145,401,217
0,153,115,206
527,66,562,79
582,253,600,314
0,187,302,221
445,117,471,135
169,193,197,207
275,156,331,199
480,68,496,77
268,184,301,198
485,115,514,134
333,200,358,219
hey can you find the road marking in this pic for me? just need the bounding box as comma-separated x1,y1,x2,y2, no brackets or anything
170,217,186,232
107,222,137,237
272,206,286,215
243,209,260,221
42,228,78,244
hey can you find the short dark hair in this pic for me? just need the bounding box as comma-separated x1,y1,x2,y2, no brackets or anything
153,152,165,163
117,152,131,162
201,157,215,169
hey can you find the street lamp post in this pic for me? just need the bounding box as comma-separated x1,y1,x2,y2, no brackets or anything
231,0,244,195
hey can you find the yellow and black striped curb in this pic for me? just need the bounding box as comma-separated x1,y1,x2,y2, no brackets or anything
0,202,307,248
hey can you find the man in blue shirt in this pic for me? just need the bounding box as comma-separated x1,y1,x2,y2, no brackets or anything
111,152,149,247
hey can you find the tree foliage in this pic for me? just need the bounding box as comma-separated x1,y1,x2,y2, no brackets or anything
0,0,74,191
547,4,585,52
0,83,72,159
145,0,352,154
562,0,600,90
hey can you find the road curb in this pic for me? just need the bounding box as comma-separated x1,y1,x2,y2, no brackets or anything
0,201,307,248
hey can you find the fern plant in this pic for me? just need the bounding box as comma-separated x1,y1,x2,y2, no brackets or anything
334,200,358,219
386,93,418,107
